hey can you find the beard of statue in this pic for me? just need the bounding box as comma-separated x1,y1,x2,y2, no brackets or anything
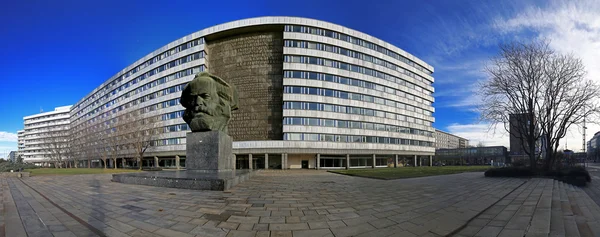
187,99,231,132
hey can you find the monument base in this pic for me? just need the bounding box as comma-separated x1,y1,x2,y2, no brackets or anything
112,131,254,191
111,170,257,191
186,131,234,172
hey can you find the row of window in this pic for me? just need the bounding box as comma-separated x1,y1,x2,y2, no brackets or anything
283,102,432,127
76,52,204,117
75,82,187,131
283,133,434,147
23,125,69,134
284,70,432,106
283,117,433,137
122,39,204,80
284,55,431,96
284,25,432,76
25,113,69,122
140,97,182,114
164,123,189,133
284,40,431,87
73,65,204,127
24,119,70,128
161,111,184,121
76,38,204,111
151,137,185,146
283,86,433,117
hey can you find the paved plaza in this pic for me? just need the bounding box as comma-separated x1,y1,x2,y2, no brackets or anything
1,169,599,237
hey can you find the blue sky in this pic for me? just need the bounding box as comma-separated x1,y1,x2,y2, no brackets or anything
1,0,598,156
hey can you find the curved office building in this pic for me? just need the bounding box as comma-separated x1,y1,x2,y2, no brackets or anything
70,16,435,170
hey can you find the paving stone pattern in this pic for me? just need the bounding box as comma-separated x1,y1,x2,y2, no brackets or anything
453,178,600,237
584,164,600,208
2,170,527,237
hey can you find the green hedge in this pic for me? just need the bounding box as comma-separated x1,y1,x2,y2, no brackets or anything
485,166,591,187
0,162,38,172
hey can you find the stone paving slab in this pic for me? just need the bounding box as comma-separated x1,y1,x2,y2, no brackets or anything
3,170,527,237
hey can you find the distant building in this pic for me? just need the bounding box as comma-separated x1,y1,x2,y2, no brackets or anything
21,106,72,164
8,151,17,162
435,146,509,165
588,131,600,162
509,113,532,155
434,129,468,149
17,130,24,158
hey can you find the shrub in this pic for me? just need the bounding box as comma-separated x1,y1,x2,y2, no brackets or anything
0,162,38,172
484,167,533,177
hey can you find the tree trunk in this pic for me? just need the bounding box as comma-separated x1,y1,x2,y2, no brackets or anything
113,158,117,169
88,159,91,168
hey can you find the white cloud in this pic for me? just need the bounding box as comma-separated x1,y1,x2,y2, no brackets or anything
0,132,17,142
446,123,509,147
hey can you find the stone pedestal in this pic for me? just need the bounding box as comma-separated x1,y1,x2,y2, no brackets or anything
112,131,256,191
186,131,233,172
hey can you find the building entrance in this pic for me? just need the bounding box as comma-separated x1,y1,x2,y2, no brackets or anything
301,160,309,169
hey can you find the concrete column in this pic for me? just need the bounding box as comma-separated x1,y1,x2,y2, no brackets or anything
316,154,320,170
281,154,285,170
414,155,417,167
429,155,433,167
265,154,269,170
284,154,288,170
122,158,126,168
372,154,376,168
346,154,350,170
175,155,180,170
249,154,253,170
233,154,237,170
394,155,398,168
154,156,159,168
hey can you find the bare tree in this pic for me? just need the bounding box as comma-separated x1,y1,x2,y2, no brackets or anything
41,127,70,168
480,40,600,171
120,110,158,170
90,117,110,169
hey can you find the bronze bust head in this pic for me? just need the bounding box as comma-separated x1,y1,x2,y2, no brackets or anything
180,72,239,133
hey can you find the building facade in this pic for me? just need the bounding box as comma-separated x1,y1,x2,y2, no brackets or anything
55,17,435,169
21,106,72,164
509,113,535,155
435,146,509,165
17,130,24,159
434,129,468,149
588,131,600,162
8,151,17,163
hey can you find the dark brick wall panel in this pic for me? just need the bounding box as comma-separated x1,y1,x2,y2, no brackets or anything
206,31,284,141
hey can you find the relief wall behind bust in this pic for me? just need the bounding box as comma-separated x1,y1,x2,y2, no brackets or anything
205,28,284,141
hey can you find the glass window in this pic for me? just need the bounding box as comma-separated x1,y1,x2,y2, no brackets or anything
323,104,334,112
291,118,302,125
322,134,335,142
350,121,361,129
305,134,319,141
306,118,319,126
323,119,335,127
286,133,302,140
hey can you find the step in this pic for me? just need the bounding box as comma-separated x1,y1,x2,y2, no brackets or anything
562,182,582,237
549,180,565,237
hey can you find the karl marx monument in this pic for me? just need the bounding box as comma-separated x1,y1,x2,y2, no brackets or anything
180,72,239,133
112,72,255,191
180,72,238,172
